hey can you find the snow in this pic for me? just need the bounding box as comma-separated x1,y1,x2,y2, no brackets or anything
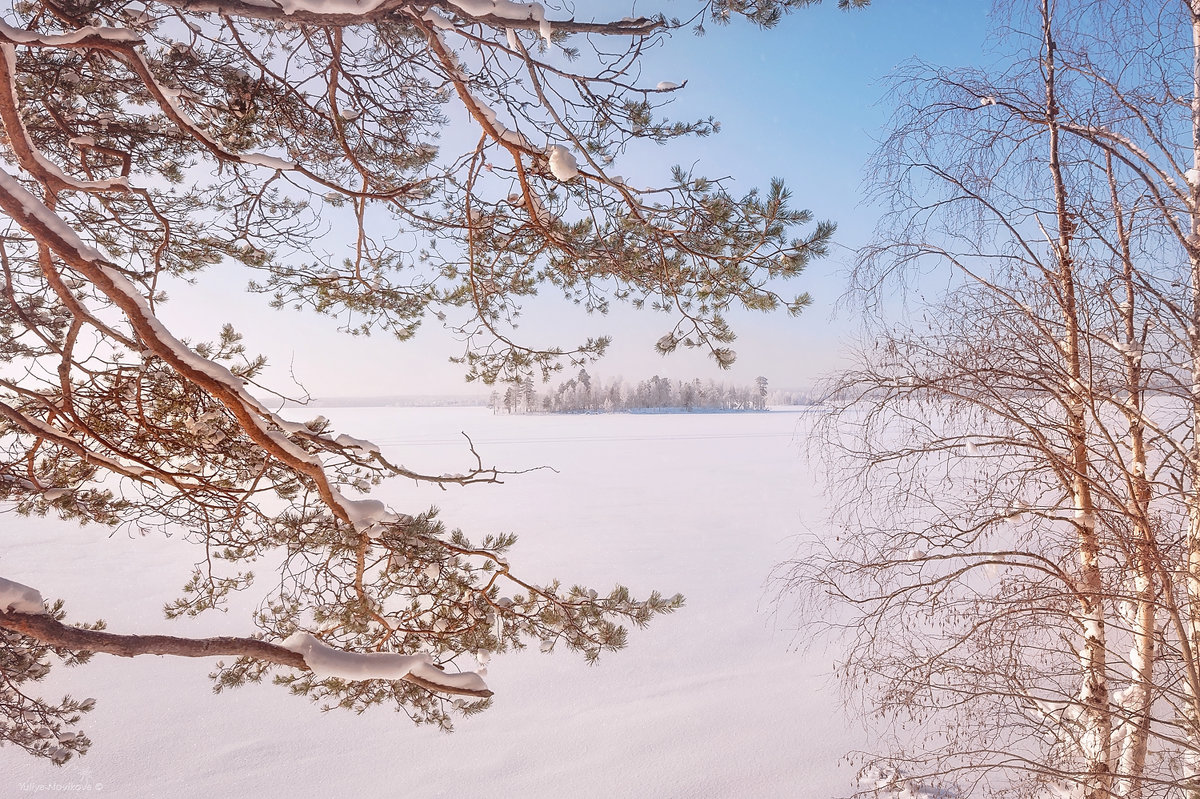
1187,168,1200,186
0,407,858,797
1113,682,1146,711
0,48,132,193
448,0,536,17
239,153,296,171
0,576,47,614
3,51,85,191
255,0,389,16
0,19,142,46
421,9,455,30
1007,499,1029,524
656,81,681,90
331,433,381,456
0,384,148,480
54,244,338,489
432,1,556,46
468,90,531,148
546,144,578,181
281,632,488,692
328,490,400,537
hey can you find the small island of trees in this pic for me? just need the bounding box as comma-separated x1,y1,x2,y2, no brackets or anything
488,372,811,414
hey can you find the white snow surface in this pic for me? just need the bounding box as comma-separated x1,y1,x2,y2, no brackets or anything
281,632,489,692
328,489,399,537
448,0,552,43
0,407,859,797
239,153,296,171
0,19,141,45
251,0,389,15
0,576,46,614
422,9,455,30
546,144,579,181
525,188,553,225
331,432,382,455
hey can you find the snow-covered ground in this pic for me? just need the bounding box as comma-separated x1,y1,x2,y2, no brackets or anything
1,406,864,798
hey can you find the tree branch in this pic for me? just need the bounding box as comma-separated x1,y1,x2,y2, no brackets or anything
152,0,664,35
0,610,494,698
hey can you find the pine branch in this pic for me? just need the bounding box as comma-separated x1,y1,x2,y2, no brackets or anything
0,611,494,698
151,0,665,34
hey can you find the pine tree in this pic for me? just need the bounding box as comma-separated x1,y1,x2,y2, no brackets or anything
0,0,856,761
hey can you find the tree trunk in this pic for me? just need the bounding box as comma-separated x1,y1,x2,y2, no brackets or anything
1103,154,1156,799
1187,6,1200,796
1043,4,1111,794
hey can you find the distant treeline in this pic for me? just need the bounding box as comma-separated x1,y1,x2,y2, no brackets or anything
488,371,814,414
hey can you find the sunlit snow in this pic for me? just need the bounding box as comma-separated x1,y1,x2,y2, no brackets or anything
0,406,858,797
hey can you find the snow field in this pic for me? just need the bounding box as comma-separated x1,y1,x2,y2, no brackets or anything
0,406,861,798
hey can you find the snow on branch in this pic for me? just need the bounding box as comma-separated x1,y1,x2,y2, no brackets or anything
0,19,142,47
0,605,492,698
0,577,47,615
149,0,663,34
0,45,134,195
281,632,490,694
0,21,416,201
444,0,553,44
0,167,380,530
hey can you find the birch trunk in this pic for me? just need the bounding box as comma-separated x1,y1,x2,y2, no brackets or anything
1042,4,1111,794
1186,6,1200,795
1107,155,1156,799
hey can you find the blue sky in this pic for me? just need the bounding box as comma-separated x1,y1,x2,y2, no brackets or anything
164,0,991,399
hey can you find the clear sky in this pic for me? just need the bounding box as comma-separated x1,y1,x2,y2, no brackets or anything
159,0,992,400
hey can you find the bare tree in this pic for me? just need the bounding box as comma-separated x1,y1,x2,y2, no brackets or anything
0,0,856,764
782,1,1200,796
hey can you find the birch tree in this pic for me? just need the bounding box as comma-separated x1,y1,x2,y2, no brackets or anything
786,1,1200,796
0,0,851,764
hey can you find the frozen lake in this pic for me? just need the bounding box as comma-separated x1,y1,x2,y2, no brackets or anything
1,406,864,798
